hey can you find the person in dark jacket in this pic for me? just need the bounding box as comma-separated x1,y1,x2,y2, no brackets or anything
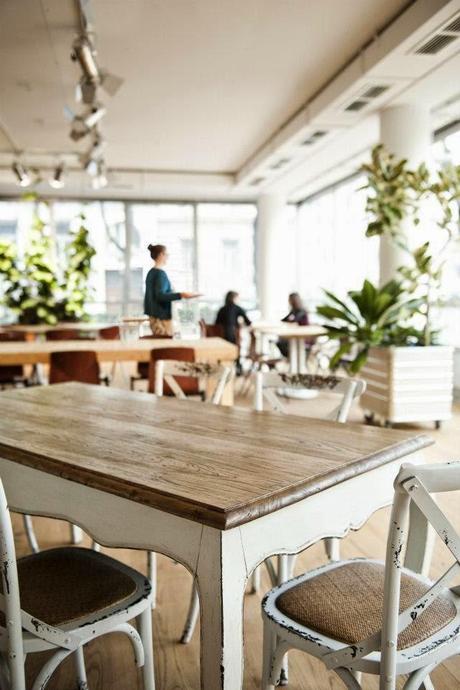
278,292,309,357
144,244,199,336
215,291,251,344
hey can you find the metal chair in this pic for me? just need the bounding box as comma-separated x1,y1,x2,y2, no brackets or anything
0,478,155,690
153,358,232,643
262,461,460,690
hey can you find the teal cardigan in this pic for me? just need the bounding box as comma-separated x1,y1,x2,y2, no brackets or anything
144,268,181,320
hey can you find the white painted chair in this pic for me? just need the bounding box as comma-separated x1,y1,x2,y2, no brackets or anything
152,359,232,644
254,370,366,580
0,479,155,690
254,370,366,684
262,461,460,690
154,359,232,404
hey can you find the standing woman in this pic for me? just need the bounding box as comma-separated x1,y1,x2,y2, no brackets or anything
144,244,199,336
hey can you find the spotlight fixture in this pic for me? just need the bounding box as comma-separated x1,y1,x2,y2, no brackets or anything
71,36,100,83
49,163,65,189
12,162,31,187
91,160,108,190
84,104,106,128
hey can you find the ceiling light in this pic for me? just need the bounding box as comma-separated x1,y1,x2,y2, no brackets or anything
49,163,65,189
91,160,108,189
76,77,98,105
71,36,100,82
12,162,31,187
84,104,106,128
69,116,88,141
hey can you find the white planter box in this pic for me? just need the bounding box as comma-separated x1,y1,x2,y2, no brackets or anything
360,345,454,426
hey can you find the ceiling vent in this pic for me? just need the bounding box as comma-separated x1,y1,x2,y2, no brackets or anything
249,176,265,186
301,130,328,146
270,157,290,170
342,83,390,113
413,11,460,55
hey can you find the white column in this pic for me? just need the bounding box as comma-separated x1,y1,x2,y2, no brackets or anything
379,105,432,285
257,193,290,320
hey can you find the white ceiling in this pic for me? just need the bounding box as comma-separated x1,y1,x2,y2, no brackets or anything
0,0,459,200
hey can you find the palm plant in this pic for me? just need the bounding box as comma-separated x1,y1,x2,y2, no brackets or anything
317,279,424,373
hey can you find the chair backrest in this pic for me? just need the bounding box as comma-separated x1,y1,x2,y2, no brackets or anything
200,320,225,339
323,462,460,689
254,371,366,422
148,347,198,395
99,325,120,340
0,331,27,381
0,479,27,688
49,350,100,385
155,359,232,405
45,329,92,341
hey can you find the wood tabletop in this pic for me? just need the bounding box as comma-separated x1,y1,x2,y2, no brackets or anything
0,383,432,529
0,337,237,366
0,322,117,335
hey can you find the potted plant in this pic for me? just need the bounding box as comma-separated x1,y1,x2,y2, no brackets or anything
0,201,96,325
317,145,460,427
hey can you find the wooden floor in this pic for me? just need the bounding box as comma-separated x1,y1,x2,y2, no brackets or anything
9,378,460,689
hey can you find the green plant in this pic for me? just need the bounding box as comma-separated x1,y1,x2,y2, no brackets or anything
0,203,96,324
317,279,425,373
362,145,460,345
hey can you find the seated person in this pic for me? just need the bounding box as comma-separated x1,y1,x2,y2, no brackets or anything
278,292,309,358
215,291,251,344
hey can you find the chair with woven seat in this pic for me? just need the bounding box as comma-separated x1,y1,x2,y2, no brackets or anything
0,331,30,389
49,350,108,385
153,356,232,645
262,461,460,690
0,480,155,690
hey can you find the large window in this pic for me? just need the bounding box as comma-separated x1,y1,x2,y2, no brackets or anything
0,198,257,322
296,175,380,309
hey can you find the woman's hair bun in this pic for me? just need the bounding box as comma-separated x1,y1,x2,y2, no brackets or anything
147,243,153,250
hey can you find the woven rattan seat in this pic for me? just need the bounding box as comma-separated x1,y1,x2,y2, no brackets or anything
0,547,150,628
276,560,457,650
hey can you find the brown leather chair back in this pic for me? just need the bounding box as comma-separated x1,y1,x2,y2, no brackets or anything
148,347,198,396
99,326,120,340
201,322,225,338
136,335,172,379
0,331,26,383
49,351,100,385
46,329,93,341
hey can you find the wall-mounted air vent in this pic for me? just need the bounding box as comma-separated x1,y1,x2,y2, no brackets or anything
301,130,328,146
413,11,460,55
270,158,290,170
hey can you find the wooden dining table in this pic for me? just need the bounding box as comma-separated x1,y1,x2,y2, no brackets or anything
0,383,432,689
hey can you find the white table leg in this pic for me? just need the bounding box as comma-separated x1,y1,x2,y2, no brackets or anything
297,337,307,374
196,526,247,690
288,339,298,374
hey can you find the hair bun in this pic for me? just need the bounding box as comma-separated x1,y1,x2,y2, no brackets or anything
147,243,153,250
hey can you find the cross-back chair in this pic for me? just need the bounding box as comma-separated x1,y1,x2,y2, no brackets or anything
154,359,232,404
254,370,366,421
0,479,155,690
152,358,232,645
253,370,366,683
262,461,460,690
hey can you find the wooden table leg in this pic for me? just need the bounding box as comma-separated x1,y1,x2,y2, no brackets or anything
196,526,247,690
288,339,298,373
